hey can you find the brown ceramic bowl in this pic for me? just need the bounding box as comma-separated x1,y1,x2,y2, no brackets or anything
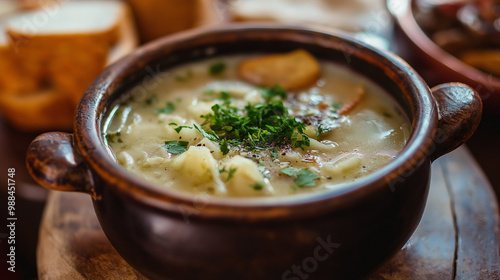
26,24,482,280
388,0,500,112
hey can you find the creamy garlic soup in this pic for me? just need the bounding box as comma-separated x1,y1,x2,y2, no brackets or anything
104,54,410,197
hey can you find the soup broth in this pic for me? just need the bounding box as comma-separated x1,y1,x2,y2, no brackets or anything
104,54,410,197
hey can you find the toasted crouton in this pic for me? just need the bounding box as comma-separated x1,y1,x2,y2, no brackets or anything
238,49,320,90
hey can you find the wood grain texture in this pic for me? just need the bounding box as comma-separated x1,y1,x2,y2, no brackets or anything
368,159,455,280
37,146,500,279
37,191,147,280
441,148,500,279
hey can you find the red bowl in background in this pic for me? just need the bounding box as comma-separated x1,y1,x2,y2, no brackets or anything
388,0,500,113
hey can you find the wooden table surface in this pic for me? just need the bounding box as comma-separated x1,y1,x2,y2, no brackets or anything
36,146,500,280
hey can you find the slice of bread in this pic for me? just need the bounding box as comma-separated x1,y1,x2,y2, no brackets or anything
0,89,74,131
18,0,60,10
0,0,138,131
0,21,39,93
6,1,124,105
238,49,321,90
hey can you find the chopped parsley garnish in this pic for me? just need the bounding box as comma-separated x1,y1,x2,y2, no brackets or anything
193,124,219,142
156,102,176,114
220,167,237,182
292,133,310,150
252,182,264,190
281,167,297,176
332,102,343,109
163,141,189,154
105,132,121,144
145,94,157,105
270,148,278,160
199,87,309,152
220,139,229,155
203,89,215,95
317,124,332,138
281,167,319,188
296,168,319,187
209,62,226,75
166,86,310,155
228,168,237,181
219,91,231,101
261,85,287,101
169,123,193,133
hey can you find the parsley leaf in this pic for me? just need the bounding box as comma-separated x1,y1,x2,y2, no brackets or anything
220,139,229,155
199,87,310,153
270,148,278,160
203,89,215,96
293,133,311,150
145,94,157,105
105,132,121,144
280,167,319,188
316,124,332,138
252,182,264,190
194,124,220,142
168,123,193,133
219,91,231,101
296,168,319,187
261,85,287,101
281,167,297,176
177,126,193,133
156,102,176,114
227,167,237,181
163,141,189,154
332,102,343,109
209,62,226,75
219,167,237,182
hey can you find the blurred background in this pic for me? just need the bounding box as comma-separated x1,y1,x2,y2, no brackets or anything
0,0,498,279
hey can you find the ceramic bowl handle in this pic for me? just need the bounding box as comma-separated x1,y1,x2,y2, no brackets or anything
26,132,95,197
430,83,482,161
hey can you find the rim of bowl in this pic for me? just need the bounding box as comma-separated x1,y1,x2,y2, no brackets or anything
388,0,500,88
75,23,436,222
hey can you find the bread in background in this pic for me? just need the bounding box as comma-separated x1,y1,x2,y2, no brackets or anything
0,25,39,93
0,89,75,130
126,0,223,43
0,0,138,131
